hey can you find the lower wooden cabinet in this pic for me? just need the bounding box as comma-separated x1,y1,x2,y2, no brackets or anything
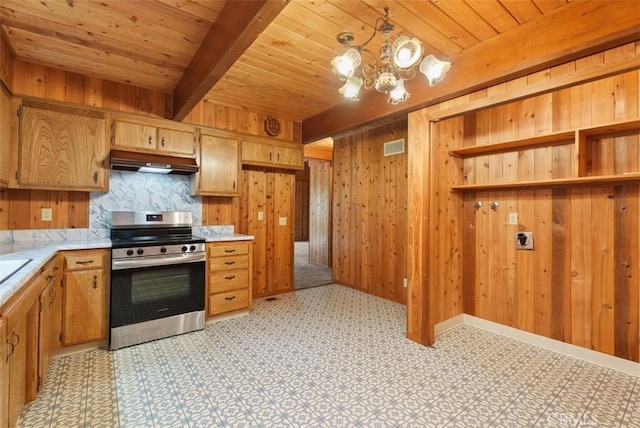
0,273,40,428
207,241,253,316
61,249,109,346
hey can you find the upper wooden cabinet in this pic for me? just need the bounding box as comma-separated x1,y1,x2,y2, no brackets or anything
111,115,196,157
0,84,11,187
190,130,240,196
241,139,303,170
10,98,108,191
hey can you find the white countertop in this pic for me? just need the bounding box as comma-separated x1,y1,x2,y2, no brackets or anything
0,233,253,308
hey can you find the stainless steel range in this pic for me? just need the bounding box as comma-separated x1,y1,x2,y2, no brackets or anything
109,211,205,350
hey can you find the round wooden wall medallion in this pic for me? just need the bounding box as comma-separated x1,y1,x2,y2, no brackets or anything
264,116,281,137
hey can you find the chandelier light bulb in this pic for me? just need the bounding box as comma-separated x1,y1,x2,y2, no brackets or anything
392,36,423,69
388,79,409,104
419,54,452,86
331,48,361,80
339,75,363,101
375,71,397,93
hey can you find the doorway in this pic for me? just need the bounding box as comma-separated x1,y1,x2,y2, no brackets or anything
294,139,334,289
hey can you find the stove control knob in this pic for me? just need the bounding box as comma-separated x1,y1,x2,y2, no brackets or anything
181,246,188,252
160,247,167,254
126,249,134,256
137,249,144,255
190,245,196,251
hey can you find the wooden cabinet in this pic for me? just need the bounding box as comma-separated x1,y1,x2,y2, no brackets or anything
38,255,61,392
0,318,7,428
241,140,304,170
206,241,252,316
0,274,41,428
449,118,640,191
190,131,240,196
0,83,10,187
111,116,196,157
61,249,109,346
10,98,108,191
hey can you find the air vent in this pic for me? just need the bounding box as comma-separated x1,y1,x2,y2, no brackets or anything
383,138,405,156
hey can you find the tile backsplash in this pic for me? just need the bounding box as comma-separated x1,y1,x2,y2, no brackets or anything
2,170,233,243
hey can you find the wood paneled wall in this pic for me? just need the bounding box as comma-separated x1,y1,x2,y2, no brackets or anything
0,57,170,230
294,163,310,241
410,43,640,362
332,121,407,303
308,159,332,267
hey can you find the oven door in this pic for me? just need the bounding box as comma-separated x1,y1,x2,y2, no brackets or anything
110,255,205,328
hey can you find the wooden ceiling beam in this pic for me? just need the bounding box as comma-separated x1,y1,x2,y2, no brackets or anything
302,1,640,143
172,0,289,121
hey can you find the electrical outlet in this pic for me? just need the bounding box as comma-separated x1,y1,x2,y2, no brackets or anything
278,216,287,226
257,211,264,221
508,212,518,225
515,232,534,250
41,208,52,222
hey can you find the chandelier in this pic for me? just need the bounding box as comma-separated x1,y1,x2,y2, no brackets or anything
330,7,451,104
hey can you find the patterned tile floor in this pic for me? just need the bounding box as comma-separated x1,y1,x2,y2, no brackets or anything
18,284,640,427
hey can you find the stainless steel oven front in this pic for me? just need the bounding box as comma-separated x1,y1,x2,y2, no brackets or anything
109,243,205,350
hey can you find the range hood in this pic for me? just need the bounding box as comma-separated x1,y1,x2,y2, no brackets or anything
110,150,199,175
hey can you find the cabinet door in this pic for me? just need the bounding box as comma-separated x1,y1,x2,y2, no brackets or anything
274,146,303,169
158,127,195,156
7,317,27,428
17,105,107,190
112,120,157,151
196,134,239,196
38,282,53,393
62,269,107,346
0,85,10,187
242,140,273,164
0,318,7,428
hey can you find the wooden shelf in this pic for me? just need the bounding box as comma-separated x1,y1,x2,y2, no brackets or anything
451,173,640,192
579,118,640,137
449,130,574,158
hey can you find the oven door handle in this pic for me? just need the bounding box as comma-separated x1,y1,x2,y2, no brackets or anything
112,253,205,270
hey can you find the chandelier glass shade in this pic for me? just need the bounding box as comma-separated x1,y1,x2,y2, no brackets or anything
330,7,451,104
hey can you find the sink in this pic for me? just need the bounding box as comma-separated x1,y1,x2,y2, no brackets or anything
0,259,32,285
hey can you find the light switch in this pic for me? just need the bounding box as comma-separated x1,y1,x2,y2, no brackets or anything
508,212,518,225
41,208,52,222
258,211,264,221
278,216,287,226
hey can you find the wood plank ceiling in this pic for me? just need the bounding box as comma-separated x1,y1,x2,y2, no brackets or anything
0,0,584,124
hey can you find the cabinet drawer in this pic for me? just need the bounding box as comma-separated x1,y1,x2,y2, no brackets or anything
208,243,249,258
209,255,249,271
209,270,249,293
208,289,249,315
63,250,106,270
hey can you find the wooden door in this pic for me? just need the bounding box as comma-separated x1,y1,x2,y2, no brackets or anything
242,141,273,164
62,269,107,345
157,127,195,156
7,317,27,428
274,146,303,169
38,282,53,393
0,84,10,187
17,104,107,190
113,120,157,151
197,134,239,196
308,159,332,267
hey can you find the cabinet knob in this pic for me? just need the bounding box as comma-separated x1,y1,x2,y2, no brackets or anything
148,135,153,145
224,275,236,280
161,136,165,146
75,259,95,266
92,274,98,289
224,261,236,265
224,295,236,301
224,249,236,253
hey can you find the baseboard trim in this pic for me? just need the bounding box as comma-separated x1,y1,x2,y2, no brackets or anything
435,314,639,378
53,340,108,358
